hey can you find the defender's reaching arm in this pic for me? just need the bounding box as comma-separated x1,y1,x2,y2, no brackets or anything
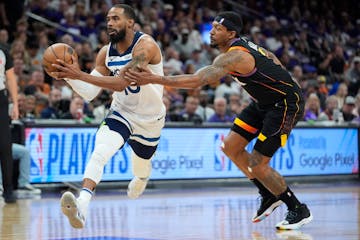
125,49,254,88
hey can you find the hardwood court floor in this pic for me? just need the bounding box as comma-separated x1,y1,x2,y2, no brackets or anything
1,180,359,240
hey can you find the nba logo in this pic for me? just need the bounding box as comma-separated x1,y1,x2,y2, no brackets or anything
214,133,231,171
26,129,44,176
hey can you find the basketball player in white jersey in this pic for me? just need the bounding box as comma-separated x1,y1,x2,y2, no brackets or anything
52,4,165,228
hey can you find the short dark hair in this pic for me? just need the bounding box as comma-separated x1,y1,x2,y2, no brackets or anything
113,4,136,20
215,11,243,37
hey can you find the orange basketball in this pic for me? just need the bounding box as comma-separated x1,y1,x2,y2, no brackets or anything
42,43,77,78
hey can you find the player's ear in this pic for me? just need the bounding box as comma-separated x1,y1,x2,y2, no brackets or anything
127,19,135,29
228,30,237,39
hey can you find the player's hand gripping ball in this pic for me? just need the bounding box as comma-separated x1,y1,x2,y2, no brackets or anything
42,43,77,78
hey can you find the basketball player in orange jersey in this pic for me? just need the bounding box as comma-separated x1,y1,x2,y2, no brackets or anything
124,11,312,230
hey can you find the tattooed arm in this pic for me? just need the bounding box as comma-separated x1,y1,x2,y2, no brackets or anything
52,36,159,92
125,50,252,88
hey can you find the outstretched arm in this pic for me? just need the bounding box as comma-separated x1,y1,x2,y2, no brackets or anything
125,50,251,89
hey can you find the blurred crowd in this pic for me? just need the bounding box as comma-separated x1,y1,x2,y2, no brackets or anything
0,0,359,125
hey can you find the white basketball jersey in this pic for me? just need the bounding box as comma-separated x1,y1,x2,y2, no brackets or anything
105,32,165,123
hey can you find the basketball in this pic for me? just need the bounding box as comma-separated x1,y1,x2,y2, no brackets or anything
42,43,77,77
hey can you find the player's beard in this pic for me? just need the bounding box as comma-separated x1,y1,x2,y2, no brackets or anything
210,42,218,48
209,38,218,48
109,28,126,43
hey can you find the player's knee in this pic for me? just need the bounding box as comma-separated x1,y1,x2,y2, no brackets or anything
90,126,124,164
221,139,232,157
95,124,125,147
221,139,245,160
132,152,152,179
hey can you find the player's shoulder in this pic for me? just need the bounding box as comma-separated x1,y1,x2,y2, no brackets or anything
137,33,159,48
98,44,110,55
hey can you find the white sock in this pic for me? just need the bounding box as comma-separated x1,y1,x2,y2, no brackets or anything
77,188,93,218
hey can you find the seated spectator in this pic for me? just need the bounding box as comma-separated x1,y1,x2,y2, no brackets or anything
334,83,348,108
175,96,202,124
0,28,10,50
214,75,240,99
317,75,329,96
207,97,235,123
24,95,37,119
184,49,207,72
0,143,41,196
195,90,215,121
341,96,356,122
303,93,321,121
318,95,339,121
17,92,27,119
60,95,86,120
24,69,51,99
228,93,243,116
346,56,360,96
40,88,62,119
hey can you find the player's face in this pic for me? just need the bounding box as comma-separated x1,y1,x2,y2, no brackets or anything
209,21,230,48
106,8,128,43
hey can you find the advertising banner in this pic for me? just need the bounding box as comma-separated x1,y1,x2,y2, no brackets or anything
25,127,358,183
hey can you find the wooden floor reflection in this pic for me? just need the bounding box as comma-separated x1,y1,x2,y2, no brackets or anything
0,181,359,240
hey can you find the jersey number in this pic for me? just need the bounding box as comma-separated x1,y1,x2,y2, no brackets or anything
124,86,140,95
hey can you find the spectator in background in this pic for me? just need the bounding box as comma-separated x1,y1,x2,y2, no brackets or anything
184,49,207,72
10,40,31,73
291,65,306,88
40,88,62,119
81,14,98,49
162,95,184,122
228,93,243,116
341,96,356,122
13,58,30,91
303,93,321,121
24,95,37,119
163,47,183,75
214,75,239,99
60,95,85,120
0,143,41,196
208,97,235,123
317,75,329,96
26,40,43,71
0,28,10,50
24,69,50,99
161,4,175,33
250,26,266,46
172,27,198,61
334,83,348,108
195,90,215,121
176,96,202,124
346,56,360,96
17,92,27,119
57,11,82,42
318,95,339,121
319,44,346,82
